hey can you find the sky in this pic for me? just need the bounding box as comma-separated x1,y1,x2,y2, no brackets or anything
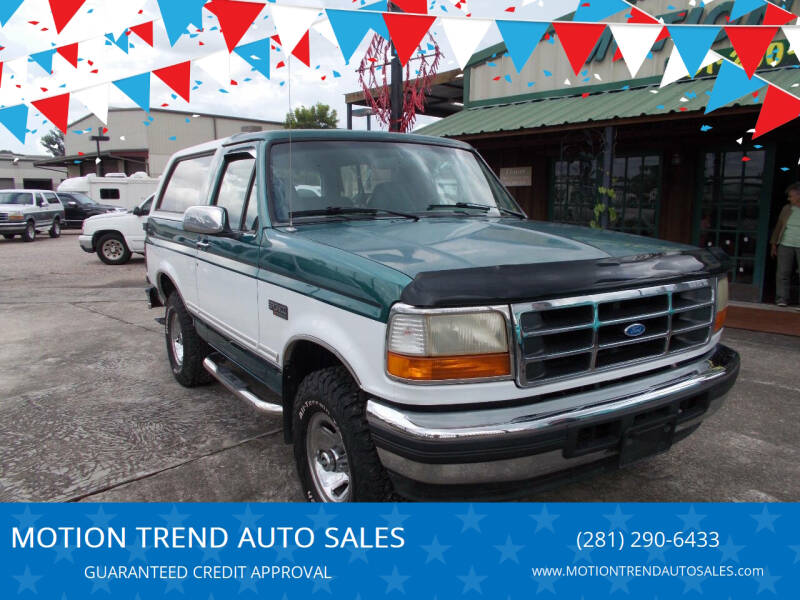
0,0,579,156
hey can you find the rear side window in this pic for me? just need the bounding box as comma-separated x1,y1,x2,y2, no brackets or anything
214,154,255,231
158,154,215,214
44,192,60,205
100,188,120,200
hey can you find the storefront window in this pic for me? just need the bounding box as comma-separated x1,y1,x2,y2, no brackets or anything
552,158,601,227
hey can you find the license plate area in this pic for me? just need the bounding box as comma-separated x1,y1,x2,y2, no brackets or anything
619,419,676,467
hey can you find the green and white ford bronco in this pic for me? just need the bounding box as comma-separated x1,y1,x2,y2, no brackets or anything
145,130,740,502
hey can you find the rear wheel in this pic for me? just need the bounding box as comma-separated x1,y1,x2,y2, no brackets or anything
21,221,35,242
49,218,61,238
97,233,131,265
164,292,213,387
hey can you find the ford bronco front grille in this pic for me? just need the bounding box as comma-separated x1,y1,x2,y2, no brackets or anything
511,280,715,387
0,213,8,222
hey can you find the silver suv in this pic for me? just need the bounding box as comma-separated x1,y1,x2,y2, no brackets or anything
0,190,65,242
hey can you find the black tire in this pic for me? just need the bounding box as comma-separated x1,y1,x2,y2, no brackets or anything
164,292,214,387
96,233,132,265
293,366,392,502
2,234,14,240
21,221,35,242
49,218,61,238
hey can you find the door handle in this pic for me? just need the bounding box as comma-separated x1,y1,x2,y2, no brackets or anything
196,240,210,250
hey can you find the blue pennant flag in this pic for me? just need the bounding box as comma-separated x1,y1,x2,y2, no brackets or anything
359,0,388,11
156,0,207,46
0,104,29,144
496,20,549,73
668,25,721,77
730,0,766,21
30,49,57,74
105,31,130,54
0,0,24,26
234,38,270,79
113,73,151,112
327,9,389,63
705,60,767,113
573,0,629,21
357,1,389,39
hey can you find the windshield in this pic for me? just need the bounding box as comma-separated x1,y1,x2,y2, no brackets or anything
0,192,33,205
268,141,523,223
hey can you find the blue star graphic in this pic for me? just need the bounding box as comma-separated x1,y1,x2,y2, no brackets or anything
159,505,189,527
680,575,705,594
532,572,559,594
750,506,779,533
164,578,184,594
87,506,116,527
494,535,524,564
645,544,667,564
312,577,334,594
91,579,110,594
530,505,559,533
13,566,42,593
676,506,706,531
233,505,263,532
606,574,632,594
53,544,74,563
238,576,258,594
127,532,148,563
457,566,487,594
12,506,42,528
456,505,486,533
789,545,800,564
348,547,369,564
307,506,336,530
381,505,411,528
275,544,296,562
201,546,222,563
718,536,745,563
603,505,633,532
568,544,593,564
422,535,451,564
754,569,780,594
381,566,410,594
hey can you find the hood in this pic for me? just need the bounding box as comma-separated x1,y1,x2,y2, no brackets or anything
83,211,135,224
292,218,690,279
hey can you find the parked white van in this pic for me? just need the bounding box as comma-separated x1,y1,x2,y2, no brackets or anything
57,172,159,211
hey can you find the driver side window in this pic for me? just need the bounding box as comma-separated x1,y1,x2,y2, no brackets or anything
214,153,256,231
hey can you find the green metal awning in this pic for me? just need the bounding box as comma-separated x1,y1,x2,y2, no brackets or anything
416,68,800,138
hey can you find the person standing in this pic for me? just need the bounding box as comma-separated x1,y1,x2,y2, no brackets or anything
771,182,800,307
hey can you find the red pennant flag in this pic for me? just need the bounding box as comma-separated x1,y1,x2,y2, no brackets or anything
0,63,3,88
725,26,778,79
291,31,311,67
32,93,71,133
764,3,798,26
130,21,154,47
754,85,800,139
205,0,266,52
383,13,436,66
49,0,86,34
392,0,428,13
153,62,192,102
56,43,79,68
553,22,607,76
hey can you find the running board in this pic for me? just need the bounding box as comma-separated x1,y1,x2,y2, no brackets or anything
203,355,282,415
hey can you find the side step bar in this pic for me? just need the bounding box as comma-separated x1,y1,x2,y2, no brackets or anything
203,355,282,415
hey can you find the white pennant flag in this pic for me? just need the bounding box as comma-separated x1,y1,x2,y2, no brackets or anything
660,46,722,88
270,6,319,53
5,57,29,86
195,51,231,87
74,84,110,125
610,23,663,78
440,17,492,70
784,26,800,56
313,18,339,50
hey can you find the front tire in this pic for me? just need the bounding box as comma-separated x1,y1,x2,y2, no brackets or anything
97,233,131,265
21,221,35,242
293,366,392,502
49,218,61,238
164,292,213,387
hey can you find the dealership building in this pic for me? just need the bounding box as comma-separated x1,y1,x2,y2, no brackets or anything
399,0,800,326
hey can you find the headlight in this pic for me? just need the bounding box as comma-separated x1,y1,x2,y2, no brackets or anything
8,213,24,221
714,275,729,332
386,307,511,382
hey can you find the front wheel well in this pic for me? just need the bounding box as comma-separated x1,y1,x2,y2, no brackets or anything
158,273,177,303
91,230,124,248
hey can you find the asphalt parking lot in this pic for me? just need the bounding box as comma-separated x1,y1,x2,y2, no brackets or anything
1,232,799,503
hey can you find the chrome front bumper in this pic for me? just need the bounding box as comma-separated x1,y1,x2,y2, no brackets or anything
366,345,739,494
78,235,94,252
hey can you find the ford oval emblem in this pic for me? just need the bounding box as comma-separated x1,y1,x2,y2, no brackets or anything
624,323,647,338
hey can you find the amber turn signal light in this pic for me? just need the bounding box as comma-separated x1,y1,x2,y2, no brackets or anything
713,307,727,332
387,352,511,381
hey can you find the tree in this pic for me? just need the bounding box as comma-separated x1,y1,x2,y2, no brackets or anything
285,103,339,129
40,129,65,156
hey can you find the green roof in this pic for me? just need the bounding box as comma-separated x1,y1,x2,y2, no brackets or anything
417,68,800,138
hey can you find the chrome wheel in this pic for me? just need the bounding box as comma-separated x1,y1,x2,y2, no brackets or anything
168,311,184,367
306,412,351,502
102,238,124,261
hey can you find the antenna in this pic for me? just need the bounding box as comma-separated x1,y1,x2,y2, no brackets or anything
288,53,294,230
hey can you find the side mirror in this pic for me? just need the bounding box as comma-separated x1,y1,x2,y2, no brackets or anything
66,201,78,207
132,206,142,216
183,205,226,235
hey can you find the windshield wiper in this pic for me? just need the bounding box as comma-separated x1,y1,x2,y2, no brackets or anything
496,206,526,219
427,202,525,218
290,207,419,222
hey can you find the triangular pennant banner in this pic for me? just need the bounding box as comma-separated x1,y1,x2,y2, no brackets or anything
495,20,549,73
725,26,778,78
730,0,766,21
291,30,311,67
153,62,192,102
668,25,721,77
326,9,388,63
783,26,800,55
0,104,29,144
610,23,663,78
130,22,154,47
30,49,57,75
313,18,340,50
573,0,628,22
195,51,231,87
660,47,721,88
74,84,109,125
205,0,266,53
234,38,270,79
754,85,800,138
361,1,388,11
764,3,798,26
156,0,207,46
440,17,492,71
113,72,151,112
613,8,667,62
105,31,130,54
383,13,436,67
552,23,607,76
270,5,320,54
49,0,86,34
32,93,71,134
5,58,28,86
392,0,427,14
0,0,25,26
705,60,766,114
0,63,3,89
56,43,79,68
